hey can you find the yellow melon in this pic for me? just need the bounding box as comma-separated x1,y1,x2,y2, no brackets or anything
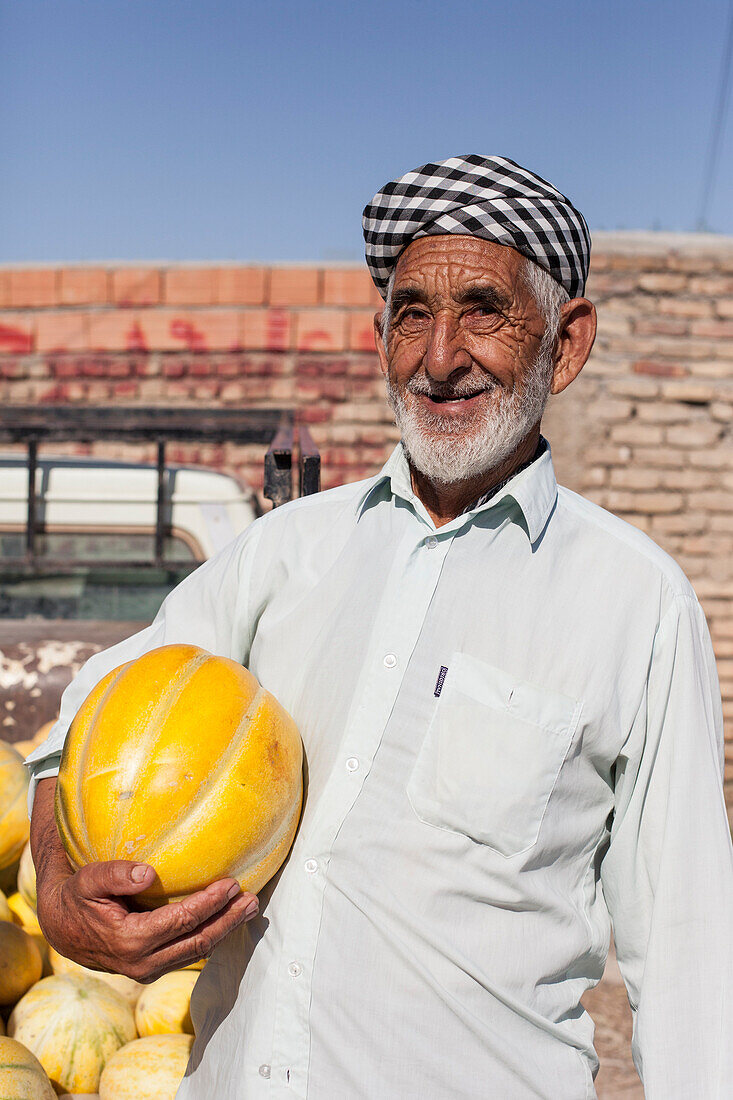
0,887,12,922
134,970,198,1037
181,957,205,971
14,722,56,760
8,973,136,1094
55,643,303,907
0,1036,56,1099
0,859,19,897
98,1034,194,1100
0,742,30,871
47,946,143,1007
7,893,40,937
4,895,51,978
34,721,55,745
0,922,43,1005
17,843,36,912
9,741,33,759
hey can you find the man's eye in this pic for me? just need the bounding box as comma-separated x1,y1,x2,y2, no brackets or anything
399,309,429,324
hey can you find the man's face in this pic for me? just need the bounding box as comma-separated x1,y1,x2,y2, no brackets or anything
377,235,553,486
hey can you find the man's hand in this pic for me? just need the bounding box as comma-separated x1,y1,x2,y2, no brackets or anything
31,777,259,983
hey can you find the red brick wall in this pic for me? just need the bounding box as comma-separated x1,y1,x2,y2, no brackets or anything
1,235,732,814
0,263,396,493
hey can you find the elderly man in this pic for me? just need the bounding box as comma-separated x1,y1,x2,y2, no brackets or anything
28,156,732,1098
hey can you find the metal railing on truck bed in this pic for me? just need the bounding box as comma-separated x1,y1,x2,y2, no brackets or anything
0,405,320,573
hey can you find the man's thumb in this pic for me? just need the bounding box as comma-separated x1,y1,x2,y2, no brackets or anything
75,860,156,899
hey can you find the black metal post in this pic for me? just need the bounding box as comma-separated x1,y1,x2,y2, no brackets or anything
25,439,38,563
298,425,321,497
154,440,166,566
264,425,294,508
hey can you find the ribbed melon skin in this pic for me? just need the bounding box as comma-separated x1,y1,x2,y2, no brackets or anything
55,644,303,906
7,974,136,1094
99,1034,193,1100
17,843,37,912
134,969,198,1037
48,947,143,1007
0,1035,56,1099
0,742,31,871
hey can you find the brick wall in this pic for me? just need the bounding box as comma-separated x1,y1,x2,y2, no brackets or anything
1,232,732,813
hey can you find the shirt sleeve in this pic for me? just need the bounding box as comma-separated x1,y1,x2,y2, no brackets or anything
600,593,733,1097
25,516,266,813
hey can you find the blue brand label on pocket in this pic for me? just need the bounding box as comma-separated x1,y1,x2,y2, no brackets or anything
434,665,449,697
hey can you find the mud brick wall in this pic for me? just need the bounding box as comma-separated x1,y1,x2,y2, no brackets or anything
1,231,732,815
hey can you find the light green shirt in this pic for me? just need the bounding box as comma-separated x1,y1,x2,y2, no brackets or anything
28,440,732,1099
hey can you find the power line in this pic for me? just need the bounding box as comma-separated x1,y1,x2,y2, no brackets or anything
697,0,733,231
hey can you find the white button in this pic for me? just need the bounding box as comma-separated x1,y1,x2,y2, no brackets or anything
288,961,302,978
426,536,438,549
346,757,359,772
304,858,318,873
383,653,397,668
259,1064,271,1079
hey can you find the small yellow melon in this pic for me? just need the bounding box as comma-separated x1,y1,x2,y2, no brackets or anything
0,922,43,1006
0,1035,56,1099
0,887,13,923
47,946,143,1007
9,741,33,759
135,969,198,1037
17,843,37,912
13,722,55,760
181,957,206,971
7,893,41,937
8,973,136,1094
33,721,55,744
4,895,50,979
0,859,19,896
0,742,30,872
98,1034,194,1100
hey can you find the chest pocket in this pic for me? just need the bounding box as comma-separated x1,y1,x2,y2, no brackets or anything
406,653,583,857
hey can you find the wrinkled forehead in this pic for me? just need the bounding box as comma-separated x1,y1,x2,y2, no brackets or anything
393,235,529,302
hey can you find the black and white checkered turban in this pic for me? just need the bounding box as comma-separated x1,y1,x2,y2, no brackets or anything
362,154,590,300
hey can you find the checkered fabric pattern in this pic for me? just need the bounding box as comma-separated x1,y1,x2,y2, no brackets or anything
362,155,591,300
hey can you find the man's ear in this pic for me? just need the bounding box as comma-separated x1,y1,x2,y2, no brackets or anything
374,311,389,378
551,298,597,395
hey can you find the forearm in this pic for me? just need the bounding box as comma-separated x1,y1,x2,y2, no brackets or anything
30,777,73,893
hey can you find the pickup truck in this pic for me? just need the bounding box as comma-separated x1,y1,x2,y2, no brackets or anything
0,405,318,745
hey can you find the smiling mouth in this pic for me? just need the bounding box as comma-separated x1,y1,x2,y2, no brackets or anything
428,393,482,403
422,390,490,405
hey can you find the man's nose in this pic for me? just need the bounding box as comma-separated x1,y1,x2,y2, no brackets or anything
423,312,470,382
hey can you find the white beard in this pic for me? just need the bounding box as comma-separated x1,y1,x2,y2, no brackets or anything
385,349,553,486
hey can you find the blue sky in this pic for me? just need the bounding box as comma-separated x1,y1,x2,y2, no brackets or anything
1,0,732,262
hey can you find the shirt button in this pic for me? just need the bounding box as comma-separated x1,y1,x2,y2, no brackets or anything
383,653,397,668
304,858,318,873
346,757,359,772
259,1064,271,1079
425,536,438,549
288,961,302,978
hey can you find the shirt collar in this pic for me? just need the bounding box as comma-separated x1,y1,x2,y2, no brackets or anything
356,436,558,544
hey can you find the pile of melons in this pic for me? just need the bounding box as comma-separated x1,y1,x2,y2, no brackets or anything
0,646,304,1099
0,735,200,1099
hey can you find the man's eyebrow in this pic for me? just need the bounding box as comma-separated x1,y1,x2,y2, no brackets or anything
455,284,511,310
390,285,429,312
